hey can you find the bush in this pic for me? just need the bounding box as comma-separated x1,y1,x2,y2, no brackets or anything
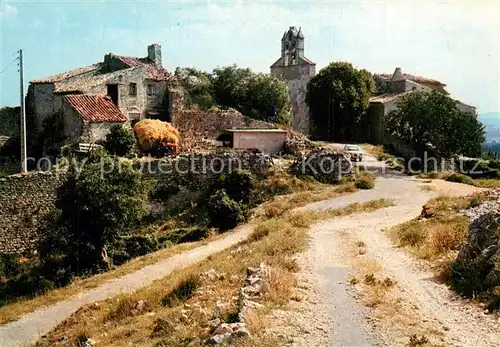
0,268,55,306
101,125,135,156
123,235,160,259
445,173,476,186
207,190,247,231
159,228,210,244
39,158,154,276
0,254,26,278
215,169,253,203
153,183,181,201
162,274,200,306
355,172,376,189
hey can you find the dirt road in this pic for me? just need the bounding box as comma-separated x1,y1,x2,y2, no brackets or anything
275,161,498,346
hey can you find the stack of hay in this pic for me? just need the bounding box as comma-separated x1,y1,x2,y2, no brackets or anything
134,119,180,155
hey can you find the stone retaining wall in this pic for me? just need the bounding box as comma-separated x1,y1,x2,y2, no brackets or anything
0,151,271,254
0,172,67,254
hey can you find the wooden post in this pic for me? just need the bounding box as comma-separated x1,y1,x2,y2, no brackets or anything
19,49,27,173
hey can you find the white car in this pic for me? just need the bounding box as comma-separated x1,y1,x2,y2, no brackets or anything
344,144,364,162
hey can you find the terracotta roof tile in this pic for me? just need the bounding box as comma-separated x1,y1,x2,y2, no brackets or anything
64,95,127,123
114,55,174,81
375,73,445,86
369,92,410,104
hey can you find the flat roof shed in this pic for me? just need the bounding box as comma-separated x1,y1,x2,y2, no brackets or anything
226,128,288,154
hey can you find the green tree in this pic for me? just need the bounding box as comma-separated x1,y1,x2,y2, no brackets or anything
306,62,374,141
100,125,136,156
385,91,485,157
40,156,154,275
175,67,215,110
212,65,291,124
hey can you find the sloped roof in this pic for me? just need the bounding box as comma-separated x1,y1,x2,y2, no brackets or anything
30,52,174,88
270,56,315,68
369,92,409,104
31,64,101,84
54,67,135,93
375,73,445,86
114,55,173,81
64,95,127,122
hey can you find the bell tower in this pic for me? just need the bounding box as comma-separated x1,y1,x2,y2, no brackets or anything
270,26,315,134
281,27,305,66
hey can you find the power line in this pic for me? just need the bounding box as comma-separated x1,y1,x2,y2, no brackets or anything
0,56,19,75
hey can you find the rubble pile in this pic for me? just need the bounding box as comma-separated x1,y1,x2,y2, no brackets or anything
452,210,500,306
208,263,271,345
283,130,314,156
289,148,354,183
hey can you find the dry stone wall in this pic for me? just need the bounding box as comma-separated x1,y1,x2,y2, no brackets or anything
0,151,271,254
0,172,67,254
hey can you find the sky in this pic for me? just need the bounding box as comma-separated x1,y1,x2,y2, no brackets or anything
1,0,500,114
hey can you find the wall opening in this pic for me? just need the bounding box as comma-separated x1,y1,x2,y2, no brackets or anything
107,84,119,106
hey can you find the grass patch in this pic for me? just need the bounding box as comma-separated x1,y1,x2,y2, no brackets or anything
355,171,376,190
0,241,198,325
259,181,357,218
35,198,390,347
161,274,201,307
445,173,476,186
389,195,477,263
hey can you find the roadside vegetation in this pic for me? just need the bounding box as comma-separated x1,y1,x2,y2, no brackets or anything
0,150,366,324
388,195,476,265
417,166,500,188
34,198,392,347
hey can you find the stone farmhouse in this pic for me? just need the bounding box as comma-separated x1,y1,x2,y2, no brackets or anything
270,26,315,135
27,44,175,145
367,67,476,144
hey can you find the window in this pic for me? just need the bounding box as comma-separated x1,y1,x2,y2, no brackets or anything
147,84,153,96
129,83,137,96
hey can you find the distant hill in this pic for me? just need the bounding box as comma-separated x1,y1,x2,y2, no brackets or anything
479,112,500,143
0,106,20,137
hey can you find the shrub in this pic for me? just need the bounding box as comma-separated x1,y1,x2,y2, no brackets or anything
161,274,200,306
123,235,160,259
39,159,154,276
152,183,181,201
159,228,210,244
0,254,26,278
215,169,253,203
392,220,427,247
445,173,476,186
101,125,136,156
207,189,247,231
355,172,376,189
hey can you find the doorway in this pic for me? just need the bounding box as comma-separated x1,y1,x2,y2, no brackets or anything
107,84,119,106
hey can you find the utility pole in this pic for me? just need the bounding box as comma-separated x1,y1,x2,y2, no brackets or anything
19,49,27,173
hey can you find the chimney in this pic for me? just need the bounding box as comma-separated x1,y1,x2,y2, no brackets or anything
391,67,404,81
148,43,162,67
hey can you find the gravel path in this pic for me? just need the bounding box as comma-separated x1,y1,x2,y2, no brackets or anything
0,226,253,347
282,163,497,346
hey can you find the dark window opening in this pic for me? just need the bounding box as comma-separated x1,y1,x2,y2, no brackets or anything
129,83,137,96
216,133,233,147
147,84,153,96
107,84,119,106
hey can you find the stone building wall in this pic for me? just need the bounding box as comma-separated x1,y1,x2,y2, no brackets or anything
270,64,315,134
172,108,276,146
0,172,67,254
26,83,56,132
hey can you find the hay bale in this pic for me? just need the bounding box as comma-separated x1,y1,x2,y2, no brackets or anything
134,119,180,153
